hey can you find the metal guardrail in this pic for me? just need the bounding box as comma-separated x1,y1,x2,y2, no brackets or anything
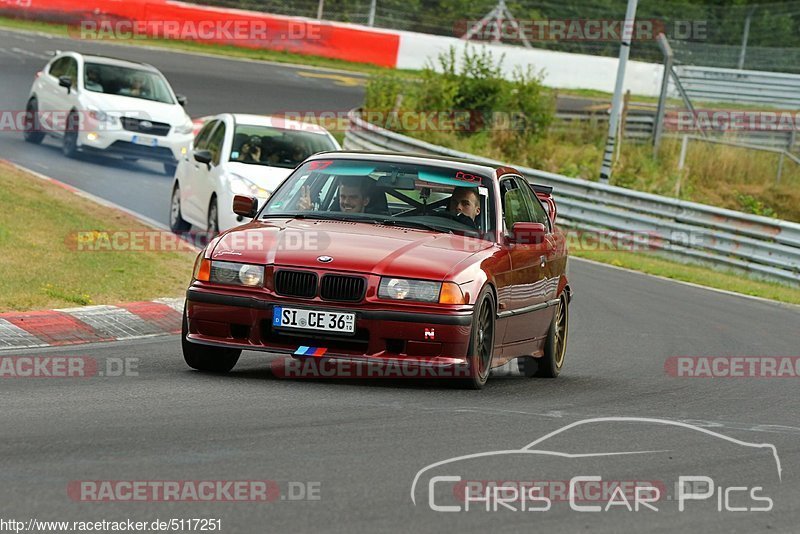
674,66,800,109
344,109,800,285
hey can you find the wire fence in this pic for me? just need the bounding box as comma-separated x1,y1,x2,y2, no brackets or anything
193,0,800,72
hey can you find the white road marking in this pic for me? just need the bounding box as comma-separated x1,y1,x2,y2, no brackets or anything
0,47,24,62
11,46,48,60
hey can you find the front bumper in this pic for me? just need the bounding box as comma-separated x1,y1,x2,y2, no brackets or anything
77,130,192,162
185,287,474,367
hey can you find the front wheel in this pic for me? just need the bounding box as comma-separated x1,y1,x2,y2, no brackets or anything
182,306,241,373
23,99,44,144
459,287,496,389
169,184,191,233
164,162,177,176
62,111,79,158
207,197,219,236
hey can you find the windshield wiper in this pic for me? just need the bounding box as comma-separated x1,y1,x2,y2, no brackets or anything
374,219,451,234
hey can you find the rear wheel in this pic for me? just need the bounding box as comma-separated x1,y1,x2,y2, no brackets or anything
459,287,496,389
23,98,44,144
169,184,191,233
62,111,79,158
182,305,241,373
519,292,569,378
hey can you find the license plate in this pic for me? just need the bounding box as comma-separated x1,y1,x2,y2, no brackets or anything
272,307,355,333
131,134,157,147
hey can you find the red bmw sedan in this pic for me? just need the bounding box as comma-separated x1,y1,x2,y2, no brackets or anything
182,152,571,388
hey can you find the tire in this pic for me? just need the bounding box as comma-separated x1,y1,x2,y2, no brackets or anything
23,98,44,144
164,162,177,176
207,196,219,236
459,286,496,389
169,184,191,233
182,304,241,373
519,292,569,378
62,111,79,158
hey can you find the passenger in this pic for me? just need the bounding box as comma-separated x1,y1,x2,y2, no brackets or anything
237,136,263,163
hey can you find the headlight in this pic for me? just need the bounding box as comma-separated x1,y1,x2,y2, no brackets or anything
175,117,194,135
87,109,118,124
209,261,264,287
229,174,272,199
378,277,441,302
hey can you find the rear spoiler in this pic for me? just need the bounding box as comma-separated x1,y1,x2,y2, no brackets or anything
529,182,557,223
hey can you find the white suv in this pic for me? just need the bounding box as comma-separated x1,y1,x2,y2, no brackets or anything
24,51,194,175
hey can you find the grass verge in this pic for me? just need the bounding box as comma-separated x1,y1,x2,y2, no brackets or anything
573,249,800,306
0,161,196,312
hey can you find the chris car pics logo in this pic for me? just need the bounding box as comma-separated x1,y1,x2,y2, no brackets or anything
410,417,780,513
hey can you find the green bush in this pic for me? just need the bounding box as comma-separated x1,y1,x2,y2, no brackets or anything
363,45,554,147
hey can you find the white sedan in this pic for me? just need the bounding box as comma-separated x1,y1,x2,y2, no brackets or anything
169,113,340,233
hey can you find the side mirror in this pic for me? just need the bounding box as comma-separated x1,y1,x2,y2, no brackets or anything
233,195,258,218
59,75,72,94
510,222,547,245
176,94,187,107
193,149,212,168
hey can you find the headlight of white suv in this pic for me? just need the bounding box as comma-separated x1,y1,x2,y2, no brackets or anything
175,117,194,135
87,109,118,124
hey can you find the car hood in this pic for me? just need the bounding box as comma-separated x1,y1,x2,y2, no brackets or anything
210,218,492,280
225,162,293,192
82,92,188,126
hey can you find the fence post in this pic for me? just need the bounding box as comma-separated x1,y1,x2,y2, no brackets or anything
653,33,673,157
678,135,689,170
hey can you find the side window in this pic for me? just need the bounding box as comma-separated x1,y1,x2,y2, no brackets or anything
520,180,551,229
206,122,226,166
63,58,78,88
48,57,67,78
500,178,533,234
193,120,217,152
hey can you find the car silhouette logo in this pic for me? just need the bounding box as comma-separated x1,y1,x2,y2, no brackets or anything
140,120,153,130
317,256,333,263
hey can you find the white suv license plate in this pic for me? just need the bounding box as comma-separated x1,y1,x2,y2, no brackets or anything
131,134,158,147
273,307,355,334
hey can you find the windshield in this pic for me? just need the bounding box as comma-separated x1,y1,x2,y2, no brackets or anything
260,159,496,239
229,124,338,169
83,63,175,104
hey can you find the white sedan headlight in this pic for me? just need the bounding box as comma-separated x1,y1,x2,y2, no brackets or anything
229,174,272,200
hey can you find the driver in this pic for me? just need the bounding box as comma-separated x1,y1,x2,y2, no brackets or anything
448,186,481,222
297,175,372,213
85,66,103,92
